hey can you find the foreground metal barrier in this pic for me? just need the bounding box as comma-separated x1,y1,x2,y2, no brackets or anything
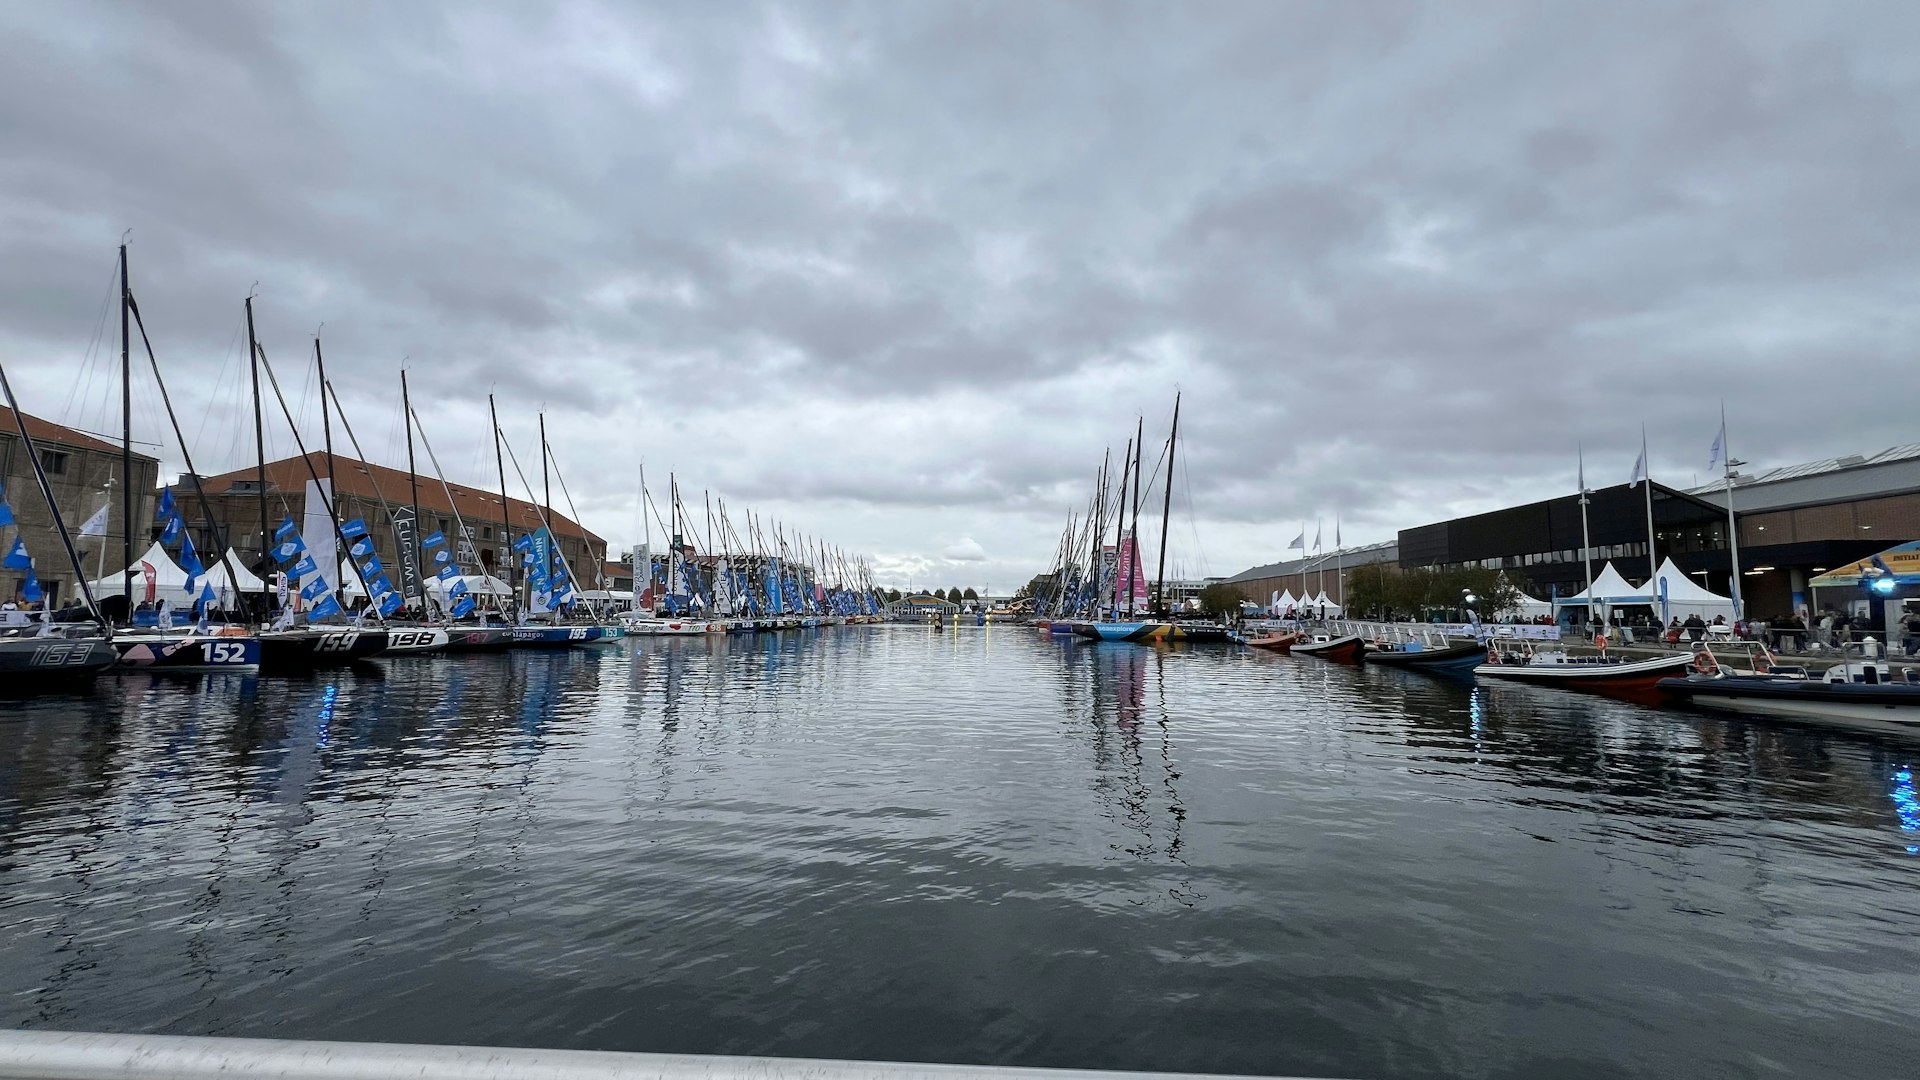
0,1031,1336,1080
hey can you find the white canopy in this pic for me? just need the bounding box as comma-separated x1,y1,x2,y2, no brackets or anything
201,548,268,592
1276,589,1299,611
1556,562,1649,606
86,542,188,598
1310,591,1343,616
1499,590,1554,617
428,573,513,599
1642,558,1737,621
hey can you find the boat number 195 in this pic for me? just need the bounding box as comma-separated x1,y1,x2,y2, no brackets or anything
205,641,250,664
569,628,588,640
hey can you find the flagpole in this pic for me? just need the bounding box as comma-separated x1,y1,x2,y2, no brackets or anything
1721,405,1743,620
1641,424,1657,588
1579,443,1594,629
1335,514,1343,611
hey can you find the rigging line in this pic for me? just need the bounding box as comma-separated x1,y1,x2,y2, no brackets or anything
406,403,488,583
546,452,604,589
1178,452,1208,576
499,429,601,619
60,248,123,424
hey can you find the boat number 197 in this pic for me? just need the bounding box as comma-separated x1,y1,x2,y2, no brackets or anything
205,641,250,664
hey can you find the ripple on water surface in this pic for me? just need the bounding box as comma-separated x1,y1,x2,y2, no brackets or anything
2,627,1917,1079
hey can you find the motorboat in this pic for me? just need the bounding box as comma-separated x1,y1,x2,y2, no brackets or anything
1362,631,1486,674
1474,639,1693,693
1658,642,1920,729
1243,630,1301,652
1292,633,1366,663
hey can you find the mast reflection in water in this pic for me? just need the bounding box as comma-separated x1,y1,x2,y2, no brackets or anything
1,627,1915,1079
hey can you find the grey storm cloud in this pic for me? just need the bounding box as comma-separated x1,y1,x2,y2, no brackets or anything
2,0,1917,592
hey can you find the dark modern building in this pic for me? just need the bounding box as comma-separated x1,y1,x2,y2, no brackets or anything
1395,445,1919,617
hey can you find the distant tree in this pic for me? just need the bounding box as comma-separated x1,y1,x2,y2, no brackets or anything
946,587,961,604
962,587,979,601
885,588,901,603
1198,583,1243,618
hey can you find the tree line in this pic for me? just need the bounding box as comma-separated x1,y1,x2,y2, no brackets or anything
1339,565,1523,621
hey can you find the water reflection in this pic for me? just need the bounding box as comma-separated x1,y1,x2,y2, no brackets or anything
0,628,1915,1078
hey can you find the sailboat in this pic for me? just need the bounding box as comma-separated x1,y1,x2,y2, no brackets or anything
98,242,264,671
1073,401,1181,643
246,303,391,669
0,363,118,684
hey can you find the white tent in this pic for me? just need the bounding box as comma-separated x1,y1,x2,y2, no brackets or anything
1555,562,1650,606
200,548,268,593
1276,589,1300,612
1310,591,1343,616
1641,558,1736,622
85,542,188,598
1498,591,1554,619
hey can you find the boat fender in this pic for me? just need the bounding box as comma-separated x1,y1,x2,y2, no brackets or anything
1595,634,1608,654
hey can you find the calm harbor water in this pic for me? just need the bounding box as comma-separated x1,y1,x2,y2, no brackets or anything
1,626,1915,1079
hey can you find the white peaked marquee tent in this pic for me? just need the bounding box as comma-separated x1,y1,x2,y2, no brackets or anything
1555,562,1648,607
1641,558,1736,622
1310,591,1343,616
85,542,188,598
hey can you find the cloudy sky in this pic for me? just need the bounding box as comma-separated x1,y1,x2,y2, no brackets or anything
4,1,1916,591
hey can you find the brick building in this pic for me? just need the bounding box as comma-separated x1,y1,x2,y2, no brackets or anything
180,453,608,598
0,407,159,607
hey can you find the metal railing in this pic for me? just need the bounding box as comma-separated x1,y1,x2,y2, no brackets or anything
0,1031,1337,1080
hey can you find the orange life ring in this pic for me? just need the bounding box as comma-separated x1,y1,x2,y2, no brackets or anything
1693,652,1715,675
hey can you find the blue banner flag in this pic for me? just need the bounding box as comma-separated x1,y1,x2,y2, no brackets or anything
435,564,460,582
433,548,451,566
21,571,41,603
376,591,402,617
2,536,29,570
449,595,475,618
422,531,446,549
155,488,174,521
360,555,383,576
371,574,395,597
300,577,329,602
200,582,216,606
179,535,204,576
289,554,318,578
340,518,369,539
512,533,533,553
273,536,306,563
307,595,343,621
447,578,470,598
349,537,374,559
274,517,299,542
159,512,183,546
0,499,12,528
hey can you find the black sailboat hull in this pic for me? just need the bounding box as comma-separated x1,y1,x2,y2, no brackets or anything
441,627,520,652
0,636,118,687
258,628,390,670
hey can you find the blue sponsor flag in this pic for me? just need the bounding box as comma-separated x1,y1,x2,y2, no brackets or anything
376,591,403,618
307,595,343,621
300,577,329,602
159,512,184,545
289,554,318,578
435,564,460,582
340,518,369,539
371,574,395,596
200,582,216,607
155,488,175,521
432,548,452,566
22,570,41,603
274,517,299,542
512,533,533,553
552,581,573,604
2,536,29,570
449,595,475,618
422,531,447,549
0,499,12,528
179,535,205,576
447,578,470,598
360,555,384,577
349,537,374,559
273,536,306,563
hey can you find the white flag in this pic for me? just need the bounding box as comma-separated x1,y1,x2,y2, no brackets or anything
1313,519,1322,550
1629,448,1647,488
1577,443,1587,493
1288,530,1305,551
1708,422,1726,473
78,503,109,537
